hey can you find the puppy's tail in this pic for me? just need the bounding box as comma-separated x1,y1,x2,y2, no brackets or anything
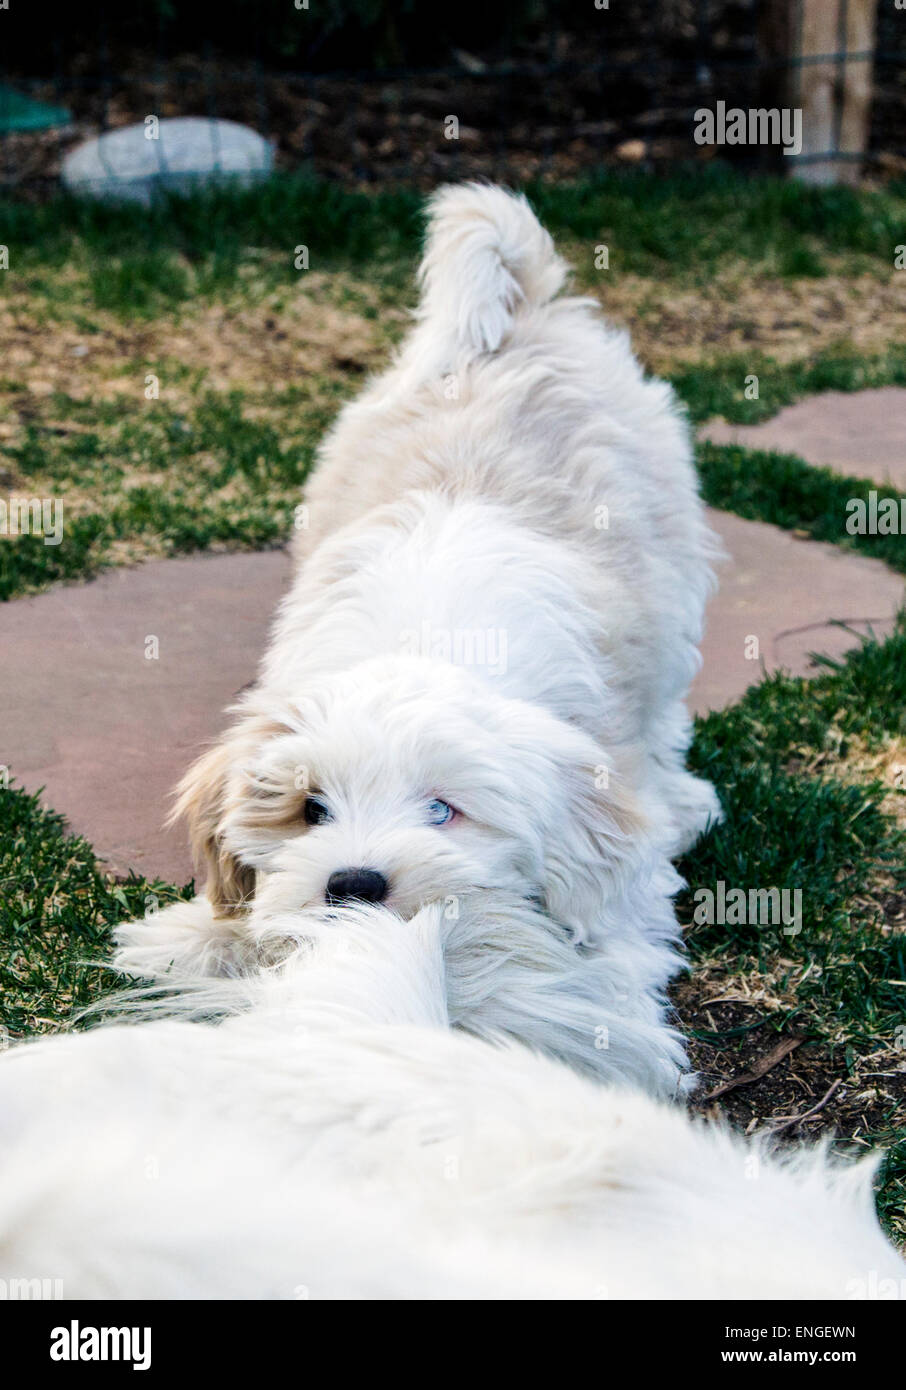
416,183,567,361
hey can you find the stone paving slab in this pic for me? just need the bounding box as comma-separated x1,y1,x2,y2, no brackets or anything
1,514,902,884
699,388,906,489
691,511,903,715
1,550,292,885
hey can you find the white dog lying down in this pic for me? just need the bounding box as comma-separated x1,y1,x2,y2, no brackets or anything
2,902,901,1300
116,182,721,1095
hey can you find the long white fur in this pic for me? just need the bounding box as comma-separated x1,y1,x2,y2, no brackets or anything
116,182,723,1095
2,902,902,1300
113,884,689,1095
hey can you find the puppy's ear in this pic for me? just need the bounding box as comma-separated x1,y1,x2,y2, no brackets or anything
540,743,653,946
169,711,283,918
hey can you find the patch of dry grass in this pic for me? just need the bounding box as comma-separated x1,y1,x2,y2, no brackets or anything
563,245,906,375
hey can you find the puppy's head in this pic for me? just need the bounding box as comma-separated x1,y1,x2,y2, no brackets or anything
174,655,649,943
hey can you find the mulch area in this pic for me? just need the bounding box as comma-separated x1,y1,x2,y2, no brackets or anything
0,53,744,193
676,981,906,1150
673,887,906,1155
4,19,903,196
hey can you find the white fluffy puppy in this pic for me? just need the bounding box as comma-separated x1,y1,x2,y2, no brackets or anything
116,183,721,1092
2,905,902,1300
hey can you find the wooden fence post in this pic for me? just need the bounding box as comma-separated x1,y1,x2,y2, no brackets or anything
787,0,879,185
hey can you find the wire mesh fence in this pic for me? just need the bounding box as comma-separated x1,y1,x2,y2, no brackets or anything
1,0,904,195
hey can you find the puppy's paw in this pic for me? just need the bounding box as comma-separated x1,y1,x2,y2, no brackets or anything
112,895,252,982
667,772,723,856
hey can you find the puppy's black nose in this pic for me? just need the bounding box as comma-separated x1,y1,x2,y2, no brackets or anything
326,868,388,905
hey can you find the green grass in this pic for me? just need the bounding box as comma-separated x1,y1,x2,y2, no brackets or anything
2,169,905,600
2,166,905,317
528,168,906,279
677,619,906,1235
680,638,906,1022
0,388,331,600
0,177,423,316
0,784,193,1039
672,344,906,426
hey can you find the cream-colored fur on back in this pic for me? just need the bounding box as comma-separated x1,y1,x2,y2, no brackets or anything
118,183,723,1097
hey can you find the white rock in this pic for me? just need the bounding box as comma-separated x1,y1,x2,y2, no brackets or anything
62,117,274,203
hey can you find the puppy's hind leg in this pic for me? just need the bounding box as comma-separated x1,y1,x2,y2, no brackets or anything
112,896,254,983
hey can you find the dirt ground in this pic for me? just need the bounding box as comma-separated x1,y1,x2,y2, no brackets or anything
675,978,906,1151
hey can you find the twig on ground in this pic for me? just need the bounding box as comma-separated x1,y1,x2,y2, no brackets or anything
768,1079,843,1135
700,1035,804,1102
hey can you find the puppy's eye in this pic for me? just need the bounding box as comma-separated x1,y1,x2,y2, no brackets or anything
426,798,456,825
303,796,332,826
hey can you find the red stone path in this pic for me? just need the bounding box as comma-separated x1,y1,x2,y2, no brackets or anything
1,550,291,885
694,511,902,714
700,387,906,489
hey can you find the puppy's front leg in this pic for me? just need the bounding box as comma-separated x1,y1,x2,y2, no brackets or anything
112,895,253,982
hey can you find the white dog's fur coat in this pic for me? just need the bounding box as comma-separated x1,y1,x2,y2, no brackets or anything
116,183,722,1095
2,905,902,1300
